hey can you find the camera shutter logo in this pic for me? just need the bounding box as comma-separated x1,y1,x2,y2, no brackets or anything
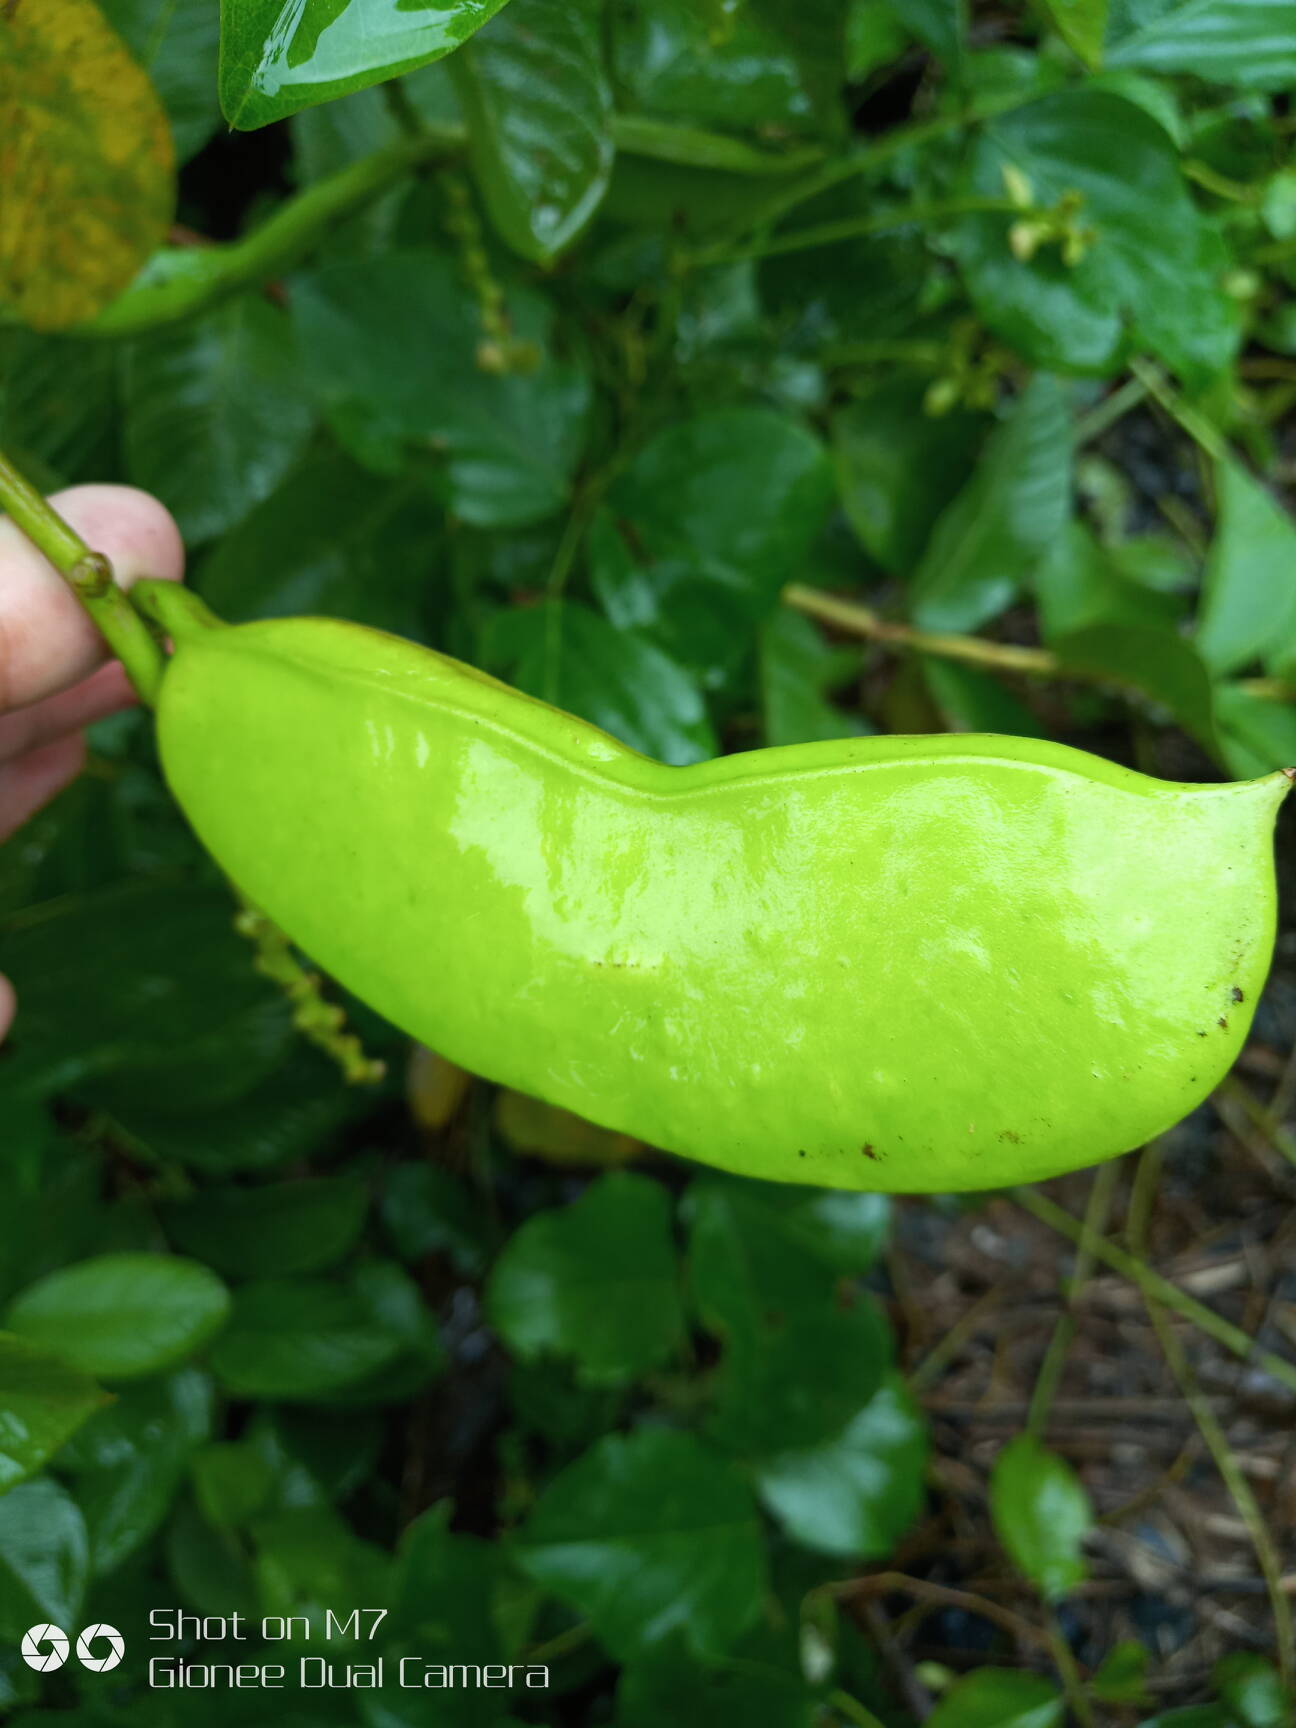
20,1623,124,1673
76,1624,125,1672
20,1624,69,1672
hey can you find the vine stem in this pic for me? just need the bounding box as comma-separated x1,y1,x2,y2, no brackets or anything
0,447,165,705
782,583,1059,676
1013,1186,1296,1397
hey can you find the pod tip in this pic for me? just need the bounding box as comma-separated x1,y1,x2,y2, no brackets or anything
1283,767,1296,783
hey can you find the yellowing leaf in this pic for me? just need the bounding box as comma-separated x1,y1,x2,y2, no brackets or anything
495,1089,641,1168
0,0,174,331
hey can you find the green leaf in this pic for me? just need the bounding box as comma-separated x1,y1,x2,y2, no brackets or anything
0,1478,87,1643
124,295,316,544
292,249,591,528
910,375,1071,632
755,1373,927,1557
191,1441,275,1530
880,0,964,65
1106,0,1296,89
196,452,444,638
619,1641,822,1728
611,0,841,139
487,599,716,765
0,1334,107,1496
958,91,1239,384
989,1433,1092,1601
58,1370,211,1574
0,0,174,332
162,1178,369,1280
759,609,866,747
845,0,910,81
487,1172,685,1387
219,0,514,130
0,882,294,1111
1215,686,1296,779
514,1427,766,1661
708,1297,890,1456
685,1178,844,1336
1052,621,1217,754
1092,1641,1151,1705
0,330,119,484
380,1166,491,1276
591,407,834,684
208,1278,404,1399
1035,519,1179,641
832,381,985,576
101,0,223,161
922,660,1046,738
1040,0,1108,67
925,1668,1065,1728
1214,1653,1292,1728
1196,457,1296,677
108,1044,360,1175
455,0,614,262
6,1255,231,1381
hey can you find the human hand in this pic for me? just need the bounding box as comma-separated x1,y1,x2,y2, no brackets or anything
0,485,184,1040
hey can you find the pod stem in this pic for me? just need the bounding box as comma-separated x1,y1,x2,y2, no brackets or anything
0,445,166,707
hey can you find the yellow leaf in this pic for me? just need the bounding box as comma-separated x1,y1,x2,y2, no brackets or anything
494,1088,642,1169
0,0,174,332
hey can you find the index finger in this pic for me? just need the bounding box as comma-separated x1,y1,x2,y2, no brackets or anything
0,484,185,712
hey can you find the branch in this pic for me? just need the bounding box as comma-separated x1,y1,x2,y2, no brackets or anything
0,448,165,704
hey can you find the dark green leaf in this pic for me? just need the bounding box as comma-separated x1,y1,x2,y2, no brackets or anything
219,0,514,130
959,91,1239,384
610,0,840,139
380,1166,491,1276
684,1178,842,1337
759,609,866,747
456,0,614,262
1196,457,1296,677
592,407,834,683
0,331,118,484
515,1427,766,1661
708,1297,890,1455
7,1255,230,1381
487,600,715,764
926,1669,1065,1728
880,0,964,65
162,1178,369,1279
0,1478,87,1643
124,297,316,544
293,249,591,528
487,1172,685,1387
755,1373,927,1557
0,882,294,1111
190,1441,275,1529
618,1641,822,1728
1052,621,1216,753
196,451,445,639
989,1433,1092,1601
208,1278,404,1399
0,1334,107,1496
1092,1641,1151,1705
59,1371,211,1574
845,0,910,82
1215,686,1296,780
922,659,1046,738
1106,0,1296,89
911,375,1071,631
832,382,985,576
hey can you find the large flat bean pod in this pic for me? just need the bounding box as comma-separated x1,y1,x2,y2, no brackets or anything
136,584,1287,1193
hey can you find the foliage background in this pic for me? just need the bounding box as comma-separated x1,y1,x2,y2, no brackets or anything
1,0,1296,1723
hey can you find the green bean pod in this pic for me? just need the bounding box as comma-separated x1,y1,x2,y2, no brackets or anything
134,583,1287,1193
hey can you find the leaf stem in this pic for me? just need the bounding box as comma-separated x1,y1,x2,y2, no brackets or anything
73,129,462,338
782,583,1060,676
689,197,1020,269
0,446,166,705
